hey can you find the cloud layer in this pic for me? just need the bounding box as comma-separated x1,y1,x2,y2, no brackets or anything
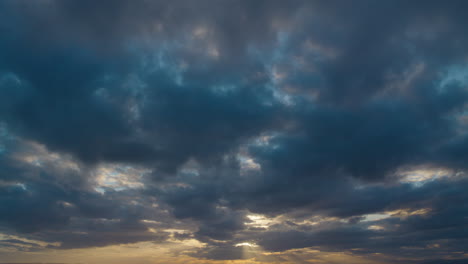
1,1,468,263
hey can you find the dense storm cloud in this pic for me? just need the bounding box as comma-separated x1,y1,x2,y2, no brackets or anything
1,1,468,263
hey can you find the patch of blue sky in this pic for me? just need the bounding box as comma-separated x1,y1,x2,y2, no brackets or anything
439,64,468,91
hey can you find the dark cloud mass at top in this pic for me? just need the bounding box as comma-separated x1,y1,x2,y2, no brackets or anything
1,0,468,263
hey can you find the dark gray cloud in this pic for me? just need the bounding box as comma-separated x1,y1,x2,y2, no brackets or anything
1,0,468,263
252,177,468,253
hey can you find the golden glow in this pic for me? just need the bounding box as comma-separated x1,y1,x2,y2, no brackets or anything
0,238,396,264
246,214,275,229
398,167,452,183
235,242,258,247
368,225,385,231
386,208,431,219
363,208,431,223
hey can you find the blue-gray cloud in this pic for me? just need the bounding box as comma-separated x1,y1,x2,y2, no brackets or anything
1,1,468,263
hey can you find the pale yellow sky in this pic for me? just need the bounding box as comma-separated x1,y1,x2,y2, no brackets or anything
0,239,392,264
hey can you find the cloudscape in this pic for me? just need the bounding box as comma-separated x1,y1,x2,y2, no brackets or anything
1,1,468,263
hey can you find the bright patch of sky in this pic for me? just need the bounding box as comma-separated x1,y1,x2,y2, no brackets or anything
94,164,149,193
398,167,453,186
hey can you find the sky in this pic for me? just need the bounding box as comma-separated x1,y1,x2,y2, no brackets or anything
0,0,468,263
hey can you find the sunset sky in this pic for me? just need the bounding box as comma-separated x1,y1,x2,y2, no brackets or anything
1,1,468,264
